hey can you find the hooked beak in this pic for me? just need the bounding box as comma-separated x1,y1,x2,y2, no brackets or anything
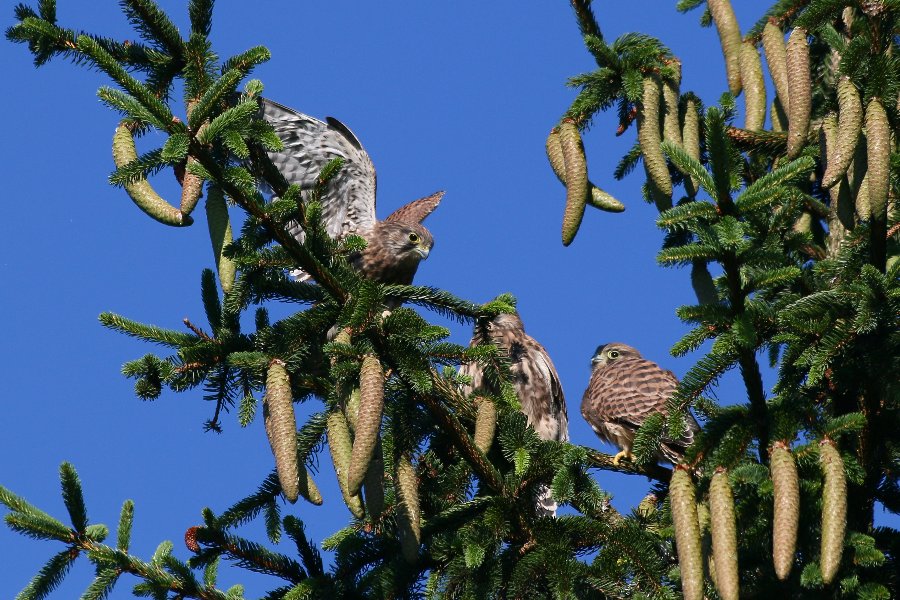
415,245,431,259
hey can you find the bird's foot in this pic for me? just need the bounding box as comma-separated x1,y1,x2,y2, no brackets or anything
612,450,633,466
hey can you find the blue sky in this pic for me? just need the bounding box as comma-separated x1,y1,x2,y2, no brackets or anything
1,1,896,597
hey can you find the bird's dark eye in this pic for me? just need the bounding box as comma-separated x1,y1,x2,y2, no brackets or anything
408,232,420,243
607,350,620,359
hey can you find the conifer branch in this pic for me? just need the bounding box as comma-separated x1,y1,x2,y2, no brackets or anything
187,145,347,302
418,371,505,494
581,447,672,483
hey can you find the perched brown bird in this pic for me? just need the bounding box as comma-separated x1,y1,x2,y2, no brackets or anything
259,98,443,284
581,342,699,465
460,312,568,515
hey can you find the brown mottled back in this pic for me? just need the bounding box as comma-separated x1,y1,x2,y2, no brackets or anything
580,342,699,464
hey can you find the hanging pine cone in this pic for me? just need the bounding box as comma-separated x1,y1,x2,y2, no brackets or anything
771,441,800,580
670,467,703,600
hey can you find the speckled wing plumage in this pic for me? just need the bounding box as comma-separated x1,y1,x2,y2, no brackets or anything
384,191,444,224
460,316,568,443
460,313,569,516
259,98,377,241
581,356,699,464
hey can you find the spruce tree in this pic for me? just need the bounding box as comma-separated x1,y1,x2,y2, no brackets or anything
2,1,897,598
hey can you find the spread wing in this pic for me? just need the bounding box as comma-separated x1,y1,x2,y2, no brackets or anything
259,98,377,241
384,191,445,224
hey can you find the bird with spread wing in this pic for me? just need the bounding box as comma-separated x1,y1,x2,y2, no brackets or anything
259,98,444,285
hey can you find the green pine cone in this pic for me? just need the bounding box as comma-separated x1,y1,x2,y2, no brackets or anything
708,0,742,96
549,127,624,213
771,441,800,580
670,467,703,600
710,469,739,600
112,122,191,227
263,360,299,504
348,355,385,497
298,468,323,506
682,98,701,197
204,185,235,294
545,128,567,185
662,65,683,147
558,120,588,246
819,439,847,585
739,41,766,131
588,186,625,213
855,171,872,220
820,113,855,254
345,387,361,432
771,99,787,132
823,77,862,189
786,28,811,159
762,22,789,110
180,157,204,216
396,456,421,564
326,409,365,518
638,75,673,211
865,97,890,222
473,396,498,453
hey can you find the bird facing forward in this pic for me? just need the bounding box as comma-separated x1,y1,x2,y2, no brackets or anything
259,97,443,285
580,343,699,466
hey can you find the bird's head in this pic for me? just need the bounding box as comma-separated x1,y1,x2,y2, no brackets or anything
473,312,524,345
379,221,434,263
589,342,642,369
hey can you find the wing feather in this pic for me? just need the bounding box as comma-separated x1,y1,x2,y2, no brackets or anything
530,342,569,442
384,191,445,224
259,98,377,240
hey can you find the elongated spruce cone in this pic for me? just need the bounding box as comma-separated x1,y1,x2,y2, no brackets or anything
708,0,742,96
710,469,739,600
786,28,811,159
546,129,624,213
822,77,862,189
662,64,683,147
298,469,323,506
396,456,421,564
558,121,588,245
348,355,385,496
819,439,847,585
205,185,235,294
865,98,890,223
473,396,498,453
762,21,789,110
264,360,299,503
771,441,799,580
180,157,204,216
682,98,701,197
112,122,192,226
739,41,766,131
638,75,672,211
670,467,703,600
326,409,365,518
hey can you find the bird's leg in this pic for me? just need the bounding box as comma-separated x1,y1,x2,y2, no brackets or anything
612,449,633,466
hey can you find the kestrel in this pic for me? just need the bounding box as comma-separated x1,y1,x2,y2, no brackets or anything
460,312,568,515
259,98,444,285
580,342,699,466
